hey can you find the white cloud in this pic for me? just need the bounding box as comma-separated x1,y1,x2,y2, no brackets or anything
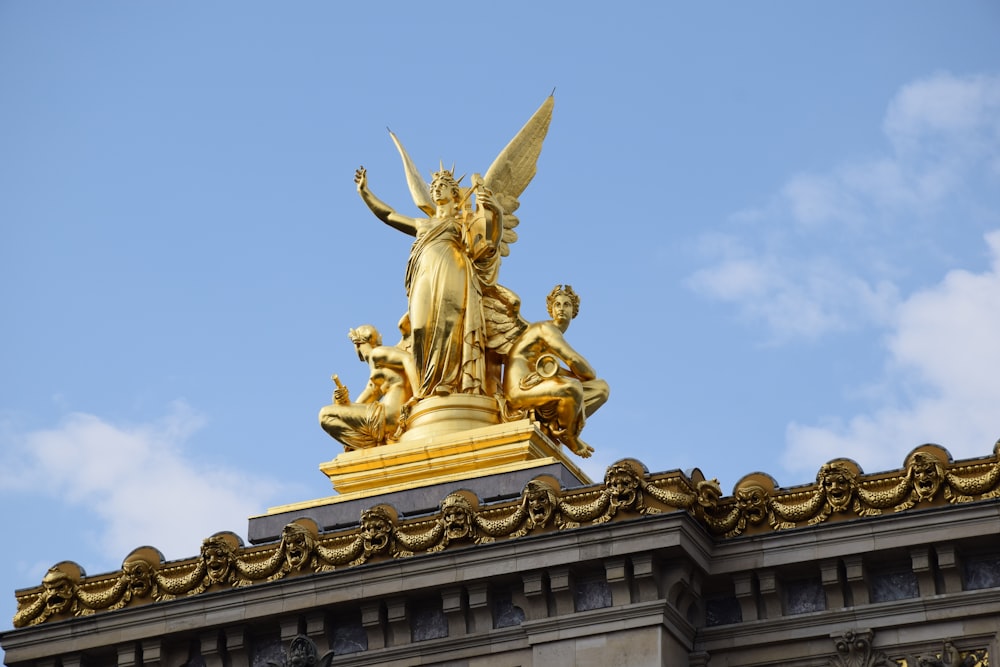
884,72,1000,156
783,230,1000,475
689,71,1000,340
688,251,898,341
0,403,285,561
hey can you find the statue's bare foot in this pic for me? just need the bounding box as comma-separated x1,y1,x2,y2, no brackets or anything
565,436,594,459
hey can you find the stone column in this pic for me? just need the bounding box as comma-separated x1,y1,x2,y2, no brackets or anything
935,544,963,593
386,597,409,647
305,611,327,653
442,586,466,637
224,626,249,667
757,569,782,619
910,546,935,597
844,555,869,606
116,642,138,667
199,630,224,667
733,571,758,622
140,639,163,667
522,570,549,620
821,558,845,609
467,582,492,633
605,557,631,607
278,615,300,644
361,600,385,650
548,566,575,616
632,553,660,603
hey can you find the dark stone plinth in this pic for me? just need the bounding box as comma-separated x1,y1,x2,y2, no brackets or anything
247,461,588,544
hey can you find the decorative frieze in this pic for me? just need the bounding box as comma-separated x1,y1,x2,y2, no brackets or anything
12,442,1000,627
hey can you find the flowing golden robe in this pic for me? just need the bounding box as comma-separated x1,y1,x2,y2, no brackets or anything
404,215,488,398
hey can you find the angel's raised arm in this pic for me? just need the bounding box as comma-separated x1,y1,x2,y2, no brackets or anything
355,166,419,237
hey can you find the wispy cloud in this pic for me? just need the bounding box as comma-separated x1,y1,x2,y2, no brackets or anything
688,71,1000,341
687,234,899,341
784,230,1000,474
0,402,286,562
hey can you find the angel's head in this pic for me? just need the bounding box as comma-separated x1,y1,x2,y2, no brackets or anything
430,169,461,205
546,284,580,324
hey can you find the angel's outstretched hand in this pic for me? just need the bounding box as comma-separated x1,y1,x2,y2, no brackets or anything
476,184,499,214
354,166,367,193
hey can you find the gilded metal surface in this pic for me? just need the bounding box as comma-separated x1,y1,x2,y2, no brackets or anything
13,441,1000,627
318,325,415,449
503,285,609,458
321,97,613,458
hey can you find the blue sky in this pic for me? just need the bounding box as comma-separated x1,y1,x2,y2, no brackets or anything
2,1,999,640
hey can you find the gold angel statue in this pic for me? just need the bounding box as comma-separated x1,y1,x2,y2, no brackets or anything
354,96,553,401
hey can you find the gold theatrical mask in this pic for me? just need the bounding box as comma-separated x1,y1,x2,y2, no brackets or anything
121,561,153,598
735,484,771,526
201,533,241,586
604,461,642,510
818,462,858,512
40,566,77,617
12,562,88,627
522,479,559,529
503,285,609,458
907,451,945,502
119,547,163,603
360,505,397,557
440,492,477,542
281,522,317,572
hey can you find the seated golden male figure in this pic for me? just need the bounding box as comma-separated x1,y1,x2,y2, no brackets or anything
503,285,609,458
319,325,415,450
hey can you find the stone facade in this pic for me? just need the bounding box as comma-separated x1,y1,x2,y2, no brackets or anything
3,485,999,667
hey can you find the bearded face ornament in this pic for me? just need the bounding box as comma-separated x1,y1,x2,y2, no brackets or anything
360,505,397,556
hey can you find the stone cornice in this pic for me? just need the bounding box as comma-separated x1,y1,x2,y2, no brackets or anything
10,442,1000,629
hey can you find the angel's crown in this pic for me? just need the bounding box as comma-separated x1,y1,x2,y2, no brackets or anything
431,161,463,189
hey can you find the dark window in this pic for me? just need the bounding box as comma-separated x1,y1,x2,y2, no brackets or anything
784,577,825,614
962,552,1000,591
492,589,525,628
573,572,612,612
869,567,919,602
705,595,742,626
410,599,448,641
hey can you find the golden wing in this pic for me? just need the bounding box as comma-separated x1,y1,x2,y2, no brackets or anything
483,95,554,257
388,129,435,216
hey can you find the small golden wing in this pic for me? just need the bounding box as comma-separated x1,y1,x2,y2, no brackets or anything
389,129,435,216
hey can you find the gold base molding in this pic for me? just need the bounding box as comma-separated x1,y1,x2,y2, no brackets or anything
265,417,590,515
396,394,501,442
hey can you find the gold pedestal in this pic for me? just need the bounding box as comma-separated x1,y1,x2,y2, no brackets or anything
261,396,591,520
319,417,588,499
